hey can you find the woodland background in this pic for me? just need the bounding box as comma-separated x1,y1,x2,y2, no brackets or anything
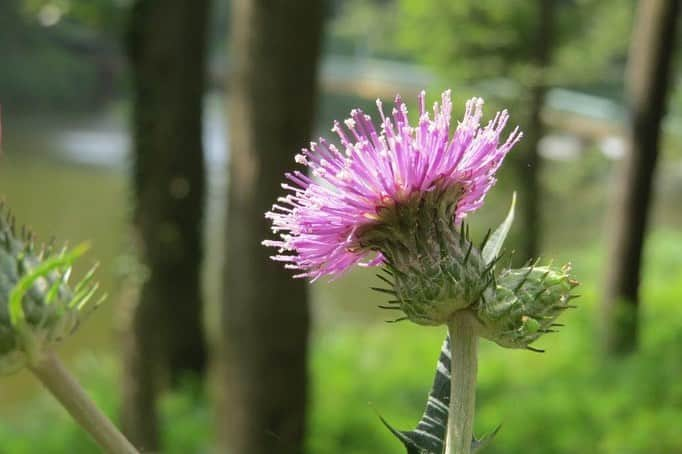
0,0,681,452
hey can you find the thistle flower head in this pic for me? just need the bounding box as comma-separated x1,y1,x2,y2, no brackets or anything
0,205,103,374
264,90,522,281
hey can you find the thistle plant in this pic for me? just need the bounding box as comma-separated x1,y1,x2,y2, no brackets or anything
265,90,579,453
0,205,138,454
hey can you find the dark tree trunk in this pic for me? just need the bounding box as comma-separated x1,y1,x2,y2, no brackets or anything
121,0,209,448
518,0,555,261
519,85,545,261
218,1,324,453
602,0,680,355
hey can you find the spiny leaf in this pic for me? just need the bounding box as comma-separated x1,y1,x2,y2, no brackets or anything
380,335,501,453
472,425,502,453
482,192,516,266
380,335,450,453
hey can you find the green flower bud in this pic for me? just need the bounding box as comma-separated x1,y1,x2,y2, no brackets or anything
476,264,579,350
0,207,103,374
361,185,495,326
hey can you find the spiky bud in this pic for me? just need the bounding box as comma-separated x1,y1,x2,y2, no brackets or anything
476,264,579,350
361,185,496,325
0,206,103,374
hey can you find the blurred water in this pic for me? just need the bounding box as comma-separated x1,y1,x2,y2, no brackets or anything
0,95,232,406
36,95,228,173
0,92,386,406
0,90,680,408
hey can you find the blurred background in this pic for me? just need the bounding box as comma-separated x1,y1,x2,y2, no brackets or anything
0,0,681,452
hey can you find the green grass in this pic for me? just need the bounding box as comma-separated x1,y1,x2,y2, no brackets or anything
309,228,682,453
1,229,680,453
1,92,681,452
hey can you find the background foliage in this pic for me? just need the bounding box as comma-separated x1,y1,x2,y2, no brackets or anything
1,0,681,452
1,227,681,453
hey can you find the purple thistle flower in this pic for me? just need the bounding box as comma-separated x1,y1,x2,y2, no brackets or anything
264,90,522,281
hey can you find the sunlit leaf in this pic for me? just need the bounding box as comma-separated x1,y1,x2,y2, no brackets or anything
482,192,516,266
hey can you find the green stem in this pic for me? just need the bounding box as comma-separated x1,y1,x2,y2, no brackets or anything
445,311,478,454
29,350,139,454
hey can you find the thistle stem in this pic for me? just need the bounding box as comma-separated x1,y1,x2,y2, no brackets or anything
445,311,478,454
29,350,139,454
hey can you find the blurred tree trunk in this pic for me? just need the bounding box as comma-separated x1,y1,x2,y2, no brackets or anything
121,0,209,449
218,1,324,453
602,0,680,355
518,0,555,261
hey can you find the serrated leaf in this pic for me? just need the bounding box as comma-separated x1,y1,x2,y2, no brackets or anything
380,335,451,454
482,192,516,265
381,335,501,453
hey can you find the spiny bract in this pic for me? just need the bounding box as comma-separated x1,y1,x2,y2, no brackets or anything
364,185,496,326
476,264,579,350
